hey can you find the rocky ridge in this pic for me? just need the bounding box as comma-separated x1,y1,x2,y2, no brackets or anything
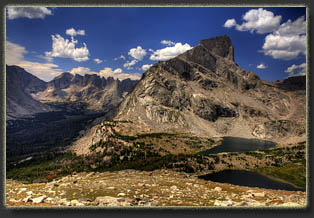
33,72,138,111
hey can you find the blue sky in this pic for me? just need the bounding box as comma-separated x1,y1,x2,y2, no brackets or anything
6,7,306,82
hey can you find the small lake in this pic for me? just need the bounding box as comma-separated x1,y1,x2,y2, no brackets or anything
199,170,305,192
198,136,276,155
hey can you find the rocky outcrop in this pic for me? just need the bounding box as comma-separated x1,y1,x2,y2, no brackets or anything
275,76,306,91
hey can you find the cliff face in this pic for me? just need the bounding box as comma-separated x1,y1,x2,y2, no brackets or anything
114,35,305,142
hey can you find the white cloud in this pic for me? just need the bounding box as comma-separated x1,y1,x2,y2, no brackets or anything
114,68,122,74
128,46,147,60
6,41,27,65
45,34,90,62
262,16,306,60
99,67,140,80
226,8,282,34
141,64,153,71
7,7,53,19
70,67,96,76
37,54,53,62
6,41,63,82
257,63,267,69
19,61,63,82
66,28,85,37
94,58,103,64
150,42,192,61
285,63,306,77
161,40,175,46
114,55,126,61
223,19,236,28
224,9,306,61
123,59,138,69
67,67,139,81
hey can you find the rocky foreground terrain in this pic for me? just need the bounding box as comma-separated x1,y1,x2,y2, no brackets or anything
6,169,306,208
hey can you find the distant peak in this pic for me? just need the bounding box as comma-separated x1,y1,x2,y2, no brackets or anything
199,35,234,62
54,72,73,79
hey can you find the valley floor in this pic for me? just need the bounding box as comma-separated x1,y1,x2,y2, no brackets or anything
6,169,306,208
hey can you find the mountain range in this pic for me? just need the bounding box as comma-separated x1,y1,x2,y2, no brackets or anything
6,65,138,120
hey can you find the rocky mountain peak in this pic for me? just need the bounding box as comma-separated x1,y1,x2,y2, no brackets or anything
199,35,234,62
112,35,305,143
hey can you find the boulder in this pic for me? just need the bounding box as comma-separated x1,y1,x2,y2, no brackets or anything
94,196,132,206
32,195,47,204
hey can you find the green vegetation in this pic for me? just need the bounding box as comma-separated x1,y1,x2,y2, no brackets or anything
253,162,306,188
247,141,306,188
6,152,92,183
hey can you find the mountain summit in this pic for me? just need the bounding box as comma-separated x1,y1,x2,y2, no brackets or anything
113,35,305,142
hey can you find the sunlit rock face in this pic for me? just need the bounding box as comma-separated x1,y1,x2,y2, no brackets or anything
115,35,305,143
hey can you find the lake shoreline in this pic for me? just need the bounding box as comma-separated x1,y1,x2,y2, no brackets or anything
198,169,305,192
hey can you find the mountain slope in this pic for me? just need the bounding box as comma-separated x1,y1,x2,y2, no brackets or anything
6,65,53,120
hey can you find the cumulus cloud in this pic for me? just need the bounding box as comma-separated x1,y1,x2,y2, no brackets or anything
7,7,53,19
114,68,123,74
45,34,89,62
224,8,282,34
224,9,306,61
67,67,140,81
150,42,192,61
257,63,267,69
94,58,103,64
223,18,236,28
70,67,96,76
128,46,147,61
262,16,306,60
123,59,138,69
285,63,306,77
66,28,85,37
161,40,175,46
141,64,153,71
114,55,126,61
99,67,140,80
